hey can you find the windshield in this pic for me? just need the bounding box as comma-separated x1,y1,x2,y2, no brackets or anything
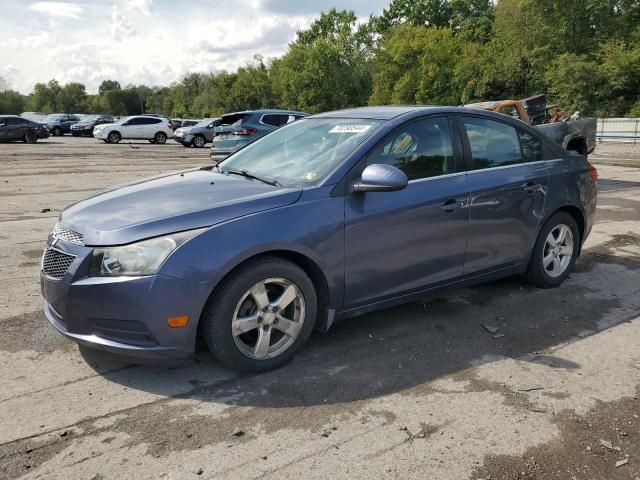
81,115,99,122
219,118,383,187
194,118,214,128
43,114,63,122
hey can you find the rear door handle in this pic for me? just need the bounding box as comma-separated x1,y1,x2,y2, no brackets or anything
440,199,466,213
522,182,539,193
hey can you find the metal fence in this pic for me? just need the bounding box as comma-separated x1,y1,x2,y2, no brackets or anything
597,118,640,144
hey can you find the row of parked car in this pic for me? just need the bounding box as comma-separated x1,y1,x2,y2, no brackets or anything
1,110,309,161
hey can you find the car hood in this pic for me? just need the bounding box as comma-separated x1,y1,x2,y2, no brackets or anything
60,168,302,246
74,120,98,127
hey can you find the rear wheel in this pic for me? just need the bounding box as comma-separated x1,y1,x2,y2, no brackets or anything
154,132,167,144
192,135,206,148
524,212,580,288
107,131,121,144
201,257,317,372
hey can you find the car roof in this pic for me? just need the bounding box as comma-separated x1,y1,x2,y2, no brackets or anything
311,106,445,120
222,109,308,117
309,105,535,122
0,115,22,119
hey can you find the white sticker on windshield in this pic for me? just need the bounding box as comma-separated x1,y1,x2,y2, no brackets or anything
329,124,372,134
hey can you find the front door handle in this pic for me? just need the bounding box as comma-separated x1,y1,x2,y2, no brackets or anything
522,182,540,193
440,199,466,213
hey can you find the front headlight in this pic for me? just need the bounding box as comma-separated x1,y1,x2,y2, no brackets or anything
90,229,205,276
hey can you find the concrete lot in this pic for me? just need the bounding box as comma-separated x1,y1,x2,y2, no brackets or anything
1,137,639,479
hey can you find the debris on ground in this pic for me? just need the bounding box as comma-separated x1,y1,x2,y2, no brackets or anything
231,427,245,437
482,324,500,334
599,439,620,451
195,468,204,475
518,384,544,392
615,458,629,467
41,208,51,213
494,333,506,339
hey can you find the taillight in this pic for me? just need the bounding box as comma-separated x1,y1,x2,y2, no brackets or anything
167,124,174,130
588,163,598,184
233,128,257,136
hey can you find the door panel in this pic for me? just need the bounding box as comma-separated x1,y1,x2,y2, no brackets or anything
344,115,469,308
345,175,469,307
464,164,549,272
458,115,550,274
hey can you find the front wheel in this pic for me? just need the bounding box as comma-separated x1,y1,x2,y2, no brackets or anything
524,212,580,288
154,132,167,144
201,257,317,372
192,135,206,148
52,127,62,136
107,131,121,144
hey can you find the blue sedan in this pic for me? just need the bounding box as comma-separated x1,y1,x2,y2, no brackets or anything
40,106,598,372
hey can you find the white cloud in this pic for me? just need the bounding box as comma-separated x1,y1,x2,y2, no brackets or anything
8,31,51,49
1,0,388,94
128,0,153,16
30,2,84,19
111,5,136,39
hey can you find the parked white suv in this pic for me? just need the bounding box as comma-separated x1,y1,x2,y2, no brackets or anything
93,116,174,144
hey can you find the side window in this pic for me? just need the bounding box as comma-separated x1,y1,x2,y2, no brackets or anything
518,130,542,162
365,116,455,181
462,118,522,170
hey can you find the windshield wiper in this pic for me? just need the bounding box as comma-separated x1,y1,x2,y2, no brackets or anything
225,168,281,187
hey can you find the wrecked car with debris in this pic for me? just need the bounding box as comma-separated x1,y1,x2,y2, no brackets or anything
466,94,597,157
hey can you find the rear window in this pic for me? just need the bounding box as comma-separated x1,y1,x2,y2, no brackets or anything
261,114,289,127
220,113,251,126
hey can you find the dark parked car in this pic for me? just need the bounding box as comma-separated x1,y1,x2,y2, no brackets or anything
40,106,597,372
70,115,115,136
41,114,81,136
210,109,307,161
177,117,221,148
0,115,49,143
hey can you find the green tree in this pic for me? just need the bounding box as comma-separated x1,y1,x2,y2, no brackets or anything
271,9,372,112
369,26,464,105
98,80,121,95
0,90,26,114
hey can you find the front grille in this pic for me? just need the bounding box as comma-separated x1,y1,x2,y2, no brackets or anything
42,247,76,279
53,223,83,245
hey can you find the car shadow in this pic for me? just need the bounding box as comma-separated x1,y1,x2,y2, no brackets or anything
79,244,640,409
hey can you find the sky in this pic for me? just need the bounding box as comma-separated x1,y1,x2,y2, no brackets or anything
0,0,390,94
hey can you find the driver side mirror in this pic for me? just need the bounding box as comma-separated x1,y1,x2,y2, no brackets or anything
353,164,408,193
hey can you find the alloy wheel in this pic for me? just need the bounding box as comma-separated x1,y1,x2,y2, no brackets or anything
231,278,305,360
542,224,574,278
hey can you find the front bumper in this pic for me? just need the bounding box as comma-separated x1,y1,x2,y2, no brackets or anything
71,126,94,136
40,239,207,360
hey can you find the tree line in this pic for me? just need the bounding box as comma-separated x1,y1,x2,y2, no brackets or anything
1,0,639,118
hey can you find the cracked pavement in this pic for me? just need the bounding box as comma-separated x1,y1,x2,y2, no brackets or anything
1,138,639,479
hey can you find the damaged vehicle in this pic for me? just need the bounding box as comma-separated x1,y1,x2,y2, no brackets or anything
466,95,596,156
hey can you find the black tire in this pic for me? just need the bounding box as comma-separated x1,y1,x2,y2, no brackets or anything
23,130,38,144
201,256,317,372
52,127,62,136
71,131,80,137
154,132,167,144
107,131,121,144
192,135,206,148
524,212,580,288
